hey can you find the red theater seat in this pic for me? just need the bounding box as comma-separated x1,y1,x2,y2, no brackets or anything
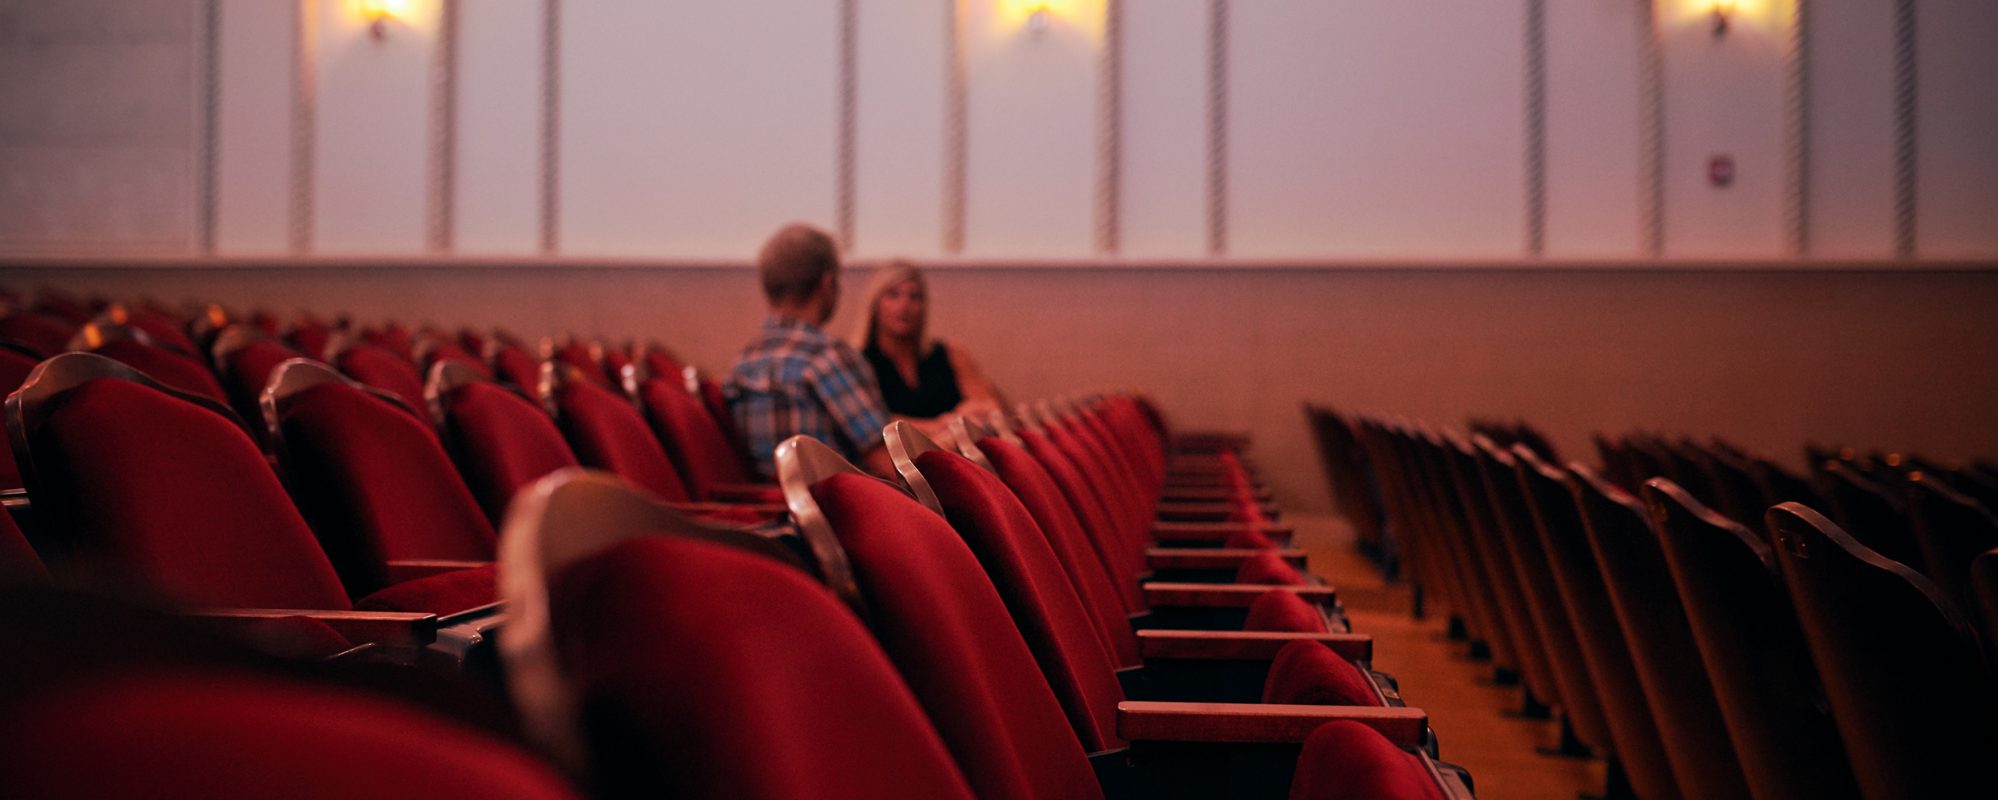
71,322,229,405
336,342,430,414
0,310,75,356
633,373,781,503
428,360,580,524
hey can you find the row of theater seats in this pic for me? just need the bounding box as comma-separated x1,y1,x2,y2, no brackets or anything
1306,403,1998,800
0,289,1474,798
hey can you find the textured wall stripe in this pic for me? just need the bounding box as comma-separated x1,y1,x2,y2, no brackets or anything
943,0,967,255
1784,0,1810,256
836,0,858,251
289,0,317,254
1638,0,1664,257
1891,0,1916,258
1205,0,1227,256
1523,0,1546,257
427,0,459,253
538,0,560,254
1095,0,1122,254
198,0,219,254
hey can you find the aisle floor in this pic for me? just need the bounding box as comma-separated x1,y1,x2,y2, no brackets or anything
1289,513,1602,800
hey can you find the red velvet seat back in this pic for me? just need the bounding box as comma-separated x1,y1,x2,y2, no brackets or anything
637,377,752,498
278,382,496,596
0,311,75,356
980,436,1140,665
0,506,45,579
28,378,351,609
1516,461,1679,800
551,341,601,384
219,339,303,424
425,341,493,378
1571,469,1750,800
1076,410,1159,502
441,382,580,523
694,374,755,474
337,344,428,414
360,323,415,362
1022,429,1146,612
91,339,229,404
1047,421,1146,552
916,449,1126,752
121,307,199,356
810,472,1103,800
554,378,692,503
1767,502,1998,798
1906,475,1998,609
492,344,541,392
1102,397,1166,490
548,536,975,800
1643,481,1858,800
1409,435,1521,673
1285,721,1445,800
287,321,334,361
0,672,579,800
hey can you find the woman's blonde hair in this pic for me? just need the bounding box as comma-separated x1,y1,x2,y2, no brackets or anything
850,259,929,352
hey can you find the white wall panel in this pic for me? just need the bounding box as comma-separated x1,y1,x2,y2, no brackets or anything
1807,0,1895,257
852,0,947,258
1915,1,1998,258
1656,0,1790,258
1544,1,1642,257
961,0,1101,257
1229,1,1527,258
312,0,435,253
215,0,292,253
454,0,540,254
1118,0,1205,257
559,1,837,258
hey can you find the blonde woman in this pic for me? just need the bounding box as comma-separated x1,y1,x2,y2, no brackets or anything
852,261,1003,427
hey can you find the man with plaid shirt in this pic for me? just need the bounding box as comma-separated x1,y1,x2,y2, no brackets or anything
725,224,894,479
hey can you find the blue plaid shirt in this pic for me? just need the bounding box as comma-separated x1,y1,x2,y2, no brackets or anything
725,315,890,478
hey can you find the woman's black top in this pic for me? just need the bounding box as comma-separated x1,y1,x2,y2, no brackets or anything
864,341,964,418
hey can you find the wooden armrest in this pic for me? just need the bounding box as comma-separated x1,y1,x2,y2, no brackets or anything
385,559,491,584
1142,583,1335,608
707,482,783,502
1137,630,1371,662
189,609,439,648
1118,701,1426,749
1146,547,1306,570
0,488,28,510
1151,521,1295,543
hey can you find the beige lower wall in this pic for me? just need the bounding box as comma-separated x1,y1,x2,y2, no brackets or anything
6,262,1996,512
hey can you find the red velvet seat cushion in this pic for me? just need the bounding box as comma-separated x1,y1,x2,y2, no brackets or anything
980,436,1142,667
354,563,497,615
444,382,580,522
549,536,975,800
122,307,200,356
281,383,495,595
1227,527,1281,549
1262,640,1381,707
1237,549,1308,585
0,672,579,799
492,345,541,392
93,339,230,405
556,380,693,502
1287,720,1446,800
918,449,1127,752
638,377,754,499
1244,590,1328,633
34,378,351,609
812,472,1103,800
0,311,75,355
338,344,428,414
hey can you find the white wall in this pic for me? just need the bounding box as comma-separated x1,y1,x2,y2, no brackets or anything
3,0,1997,261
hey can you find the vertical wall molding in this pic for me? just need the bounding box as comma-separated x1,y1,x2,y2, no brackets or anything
198,0,219,254
538,0,560,254
427,0,460,253
1638,0,1664,256
942,0,967,254
1784,0,1810,256
1204,0,1227,256
835,0,858,251
1523,0,1546,257
289,0,317,254
1094,0,1122,254
1891,0,1916,258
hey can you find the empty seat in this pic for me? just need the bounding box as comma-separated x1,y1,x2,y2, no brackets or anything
0,310,75,356
71,322,229,404
1906,473,1998,609
1821,462,1925,572
336,342,430,414
1644,480,1859,800
210,325,307,433
1767,502,1998,799
632,374,781,503
428,361,580,524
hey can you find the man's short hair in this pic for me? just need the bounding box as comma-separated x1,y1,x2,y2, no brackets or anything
758,224,840,303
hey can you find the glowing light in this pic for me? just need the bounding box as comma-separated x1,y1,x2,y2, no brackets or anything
351,0,414,39
1667,0,1780,35
995,0,1099,38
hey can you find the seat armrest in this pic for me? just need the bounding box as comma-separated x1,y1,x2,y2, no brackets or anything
1143,582,1335,609
188,608,439,648
1137,630,1371,662
385,559,491,584
1118,701,1428,749
1146,547,1306,570
1151,521,1294,543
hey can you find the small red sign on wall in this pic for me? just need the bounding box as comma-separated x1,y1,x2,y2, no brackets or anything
1708,155,1736,188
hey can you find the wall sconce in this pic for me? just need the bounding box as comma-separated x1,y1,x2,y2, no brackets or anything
1709,0,1736,38
357,0,406,41
1027,3,1051,37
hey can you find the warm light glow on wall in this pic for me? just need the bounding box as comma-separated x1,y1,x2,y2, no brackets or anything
994,0,1103,41
1667,0,1781,36
350,0,415,39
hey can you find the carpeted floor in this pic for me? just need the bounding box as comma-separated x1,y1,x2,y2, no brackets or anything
1290,513,1603,800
